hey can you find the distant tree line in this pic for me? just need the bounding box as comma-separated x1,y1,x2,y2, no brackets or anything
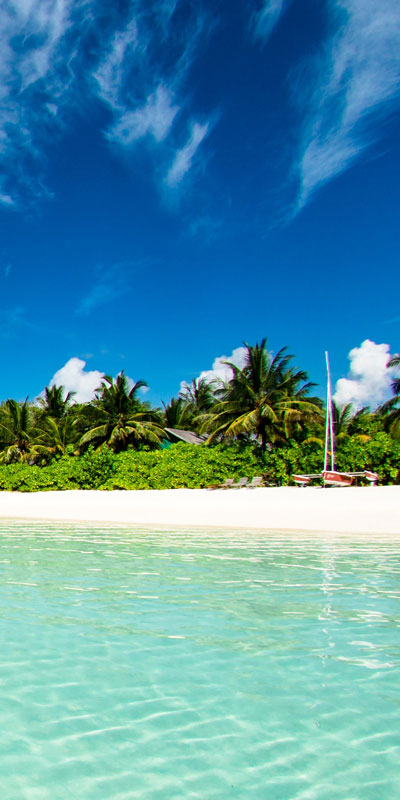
0,340,398,477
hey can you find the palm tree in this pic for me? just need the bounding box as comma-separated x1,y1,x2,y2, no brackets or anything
180,378,216,411
162,397,192,429
389,354,400,397
346,406,383,439
0,399,41,463
199,340,322,451
379,354,400,438
35,415,79,458
78,371,165,453
332,402,353,439
38,384,75,419
179,377,218,432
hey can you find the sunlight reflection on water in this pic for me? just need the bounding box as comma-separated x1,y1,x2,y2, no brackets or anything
0,522,399,799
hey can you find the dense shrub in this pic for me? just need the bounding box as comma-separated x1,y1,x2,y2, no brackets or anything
103,443,264,490
0,434,398,492
261,442,322,486
0,447,116,491
335,432,400,484
261,434,400,486
0,443,264,491
262,433,400,485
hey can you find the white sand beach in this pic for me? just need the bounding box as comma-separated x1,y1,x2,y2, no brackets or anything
0,486,399,534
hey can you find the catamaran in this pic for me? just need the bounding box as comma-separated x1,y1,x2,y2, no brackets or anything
293,352,378,487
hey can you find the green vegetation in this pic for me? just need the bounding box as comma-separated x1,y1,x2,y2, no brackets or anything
78,373,164,453
0,339,398,490
198,340,323,449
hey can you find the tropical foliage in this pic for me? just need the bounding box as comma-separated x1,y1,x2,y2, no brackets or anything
379,353,400,438
0,339,397,488
37,385,75,419
0,434,397,492
78,372,164,453
0,399,42,464
198,340,323,450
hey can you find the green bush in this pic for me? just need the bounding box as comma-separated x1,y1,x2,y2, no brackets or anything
262,433,400,485
0,446,116,491
0,434,398,492
0,443,264,492
335,432,400,484
103,442,264,490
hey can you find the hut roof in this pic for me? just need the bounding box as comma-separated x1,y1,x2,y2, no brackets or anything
165,428,208,445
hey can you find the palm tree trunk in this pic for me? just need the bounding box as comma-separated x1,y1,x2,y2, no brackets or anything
259,422,268,453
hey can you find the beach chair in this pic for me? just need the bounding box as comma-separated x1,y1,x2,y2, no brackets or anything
247,476,263,488
207,478,234,490
230,477,249,489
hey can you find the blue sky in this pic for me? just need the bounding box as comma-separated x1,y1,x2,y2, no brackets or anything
0,0,399,408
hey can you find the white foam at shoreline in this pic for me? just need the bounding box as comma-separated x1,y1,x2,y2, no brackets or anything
0,487,399,534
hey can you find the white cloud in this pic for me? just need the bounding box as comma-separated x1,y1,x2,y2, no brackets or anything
107,85,179,146
47,357,147,403
93,5,211,186
180,346,247,394
0,1,211,202
165,121,209,187
254,0,287,39
0,0,78,202
334,339,395,410
48,357,105,403
0,191,14,207
16,0,71,90
296,0,400,207
94,19,139,111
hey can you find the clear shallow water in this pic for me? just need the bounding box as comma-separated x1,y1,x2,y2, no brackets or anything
0,524,399,800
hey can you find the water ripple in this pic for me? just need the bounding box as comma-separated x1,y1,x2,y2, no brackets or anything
0,523,399,798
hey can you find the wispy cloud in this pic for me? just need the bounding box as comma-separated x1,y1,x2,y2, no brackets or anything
0,0,213,204
385,314,400,325
15,0,71,90
253,0,287,39
295,0,400,208
334,339,395,410
93,3,212,186
165,121,209,187
93,19,139,111
76,262,134,316
107,85,179,146
0,306,40,338
186,214,223,243
0,191,14,207
0,0,78,204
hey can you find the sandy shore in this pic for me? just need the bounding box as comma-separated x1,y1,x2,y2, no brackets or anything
0,486,398,534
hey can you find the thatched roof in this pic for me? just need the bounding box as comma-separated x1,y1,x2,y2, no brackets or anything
164,428,208,445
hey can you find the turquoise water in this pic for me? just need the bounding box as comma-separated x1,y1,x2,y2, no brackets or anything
0,524,399,799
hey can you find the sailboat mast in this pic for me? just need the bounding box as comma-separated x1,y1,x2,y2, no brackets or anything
324,351,335,472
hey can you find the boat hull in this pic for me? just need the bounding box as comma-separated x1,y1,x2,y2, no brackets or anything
322,471,354,486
